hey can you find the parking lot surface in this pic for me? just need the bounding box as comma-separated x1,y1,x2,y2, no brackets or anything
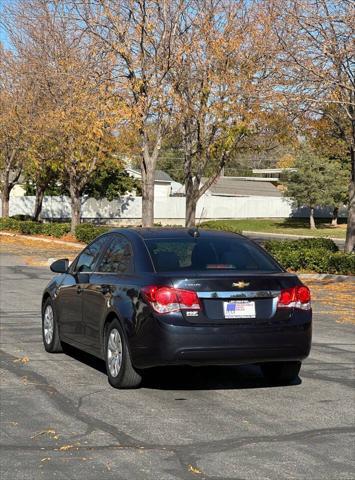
0,251,354,480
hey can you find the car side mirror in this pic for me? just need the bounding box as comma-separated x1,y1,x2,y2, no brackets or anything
50,258,69,273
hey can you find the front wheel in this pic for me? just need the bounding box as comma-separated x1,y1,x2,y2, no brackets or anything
260,361,301,384
105,319,142,389
42,298,62,353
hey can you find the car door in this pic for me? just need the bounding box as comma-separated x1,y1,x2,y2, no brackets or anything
81,234,134,353
57,235,109,346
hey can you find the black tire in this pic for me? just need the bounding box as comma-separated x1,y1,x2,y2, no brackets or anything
42,297,63,353
105,318,142,389
260,361,301,385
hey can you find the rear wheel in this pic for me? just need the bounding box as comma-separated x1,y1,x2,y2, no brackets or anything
42,298,62,353
105,319,142,389
260,361,301,384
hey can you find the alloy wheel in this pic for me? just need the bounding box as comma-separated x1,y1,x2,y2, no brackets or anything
107,328,123,377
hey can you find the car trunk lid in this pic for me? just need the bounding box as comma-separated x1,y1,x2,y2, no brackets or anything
164,272,300,324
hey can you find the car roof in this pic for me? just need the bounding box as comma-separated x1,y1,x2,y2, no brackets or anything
110,227,243,240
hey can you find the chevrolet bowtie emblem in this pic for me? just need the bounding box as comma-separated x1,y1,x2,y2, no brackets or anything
233,281,250,288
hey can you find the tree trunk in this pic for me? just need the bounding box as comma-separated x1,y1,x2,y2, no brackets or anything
33,187,45,221
344,146,355,252
1,149,22,217
344,178,354,252
70,190,81,234
185,195,199,228
185,173,198,227
331,207,339,227
310,207,316,229
1,182,11,217
141,162,155,227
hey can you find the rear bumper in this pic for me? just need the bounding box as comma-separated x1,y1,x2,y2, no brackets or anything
131,312,312,368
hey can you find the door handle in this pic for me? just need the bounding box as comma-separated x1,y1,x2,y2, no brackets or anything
77,286,82,294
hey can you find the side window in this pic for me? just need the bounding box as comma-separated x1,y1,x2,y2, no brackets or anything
75,236,108,273
97,236,133,274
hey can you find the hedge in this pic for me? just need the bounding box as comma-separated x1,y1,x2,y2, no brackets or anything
0,217,71,238
200,220,242,234
74,224,111,243
2,217,353,274
263,239,354,275
264,237,339,253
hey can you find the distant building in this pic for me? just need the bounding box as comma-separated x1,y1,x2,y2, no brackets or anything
125,167,183,197
252,168,297,184
202,176,282,197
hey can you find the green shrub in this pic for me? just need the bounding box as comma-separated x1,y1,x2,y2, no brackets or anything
0,217,20,231
327,252,355,275
41,223,71,238
200,220,242,234
10,214,33,221
263,238,354,274
75,223,111,243
264,237,338,254
17,220,43,235
0,217,71,238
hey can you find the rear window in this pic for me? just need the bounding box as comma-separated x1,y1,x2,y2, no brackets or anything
145,236,281,272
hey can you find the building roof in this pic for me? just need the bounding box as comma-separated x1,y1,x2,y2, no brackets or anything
126,167,174,183
154,170,174,182
202,176,281,197
252,168,296,174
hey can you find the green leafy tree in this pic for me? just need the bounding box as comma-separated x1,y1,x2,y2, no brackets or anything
83,164,141,201
328,165,350,227
306,105,351,226
284,148,347,229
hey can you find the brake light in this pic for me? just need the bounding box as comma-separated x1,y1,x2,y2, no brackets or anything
278,286,311,310
141,286,201,313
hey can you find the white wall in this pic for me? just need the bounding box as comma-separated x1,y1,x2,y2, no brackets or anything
2,194,346,224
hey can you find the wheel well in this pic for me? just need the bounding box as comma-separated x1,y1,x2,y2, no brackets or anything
42,293,51,312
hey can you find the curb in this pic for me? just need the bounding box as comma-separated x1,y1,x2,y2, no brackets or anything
299,274,355,282
0,231,83,248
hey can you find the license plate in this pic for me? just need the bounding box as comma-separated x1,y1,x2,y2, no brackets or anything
223,300,256,319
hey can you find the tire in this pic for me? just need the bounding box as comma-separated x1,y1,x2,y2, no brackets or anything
42,298,63,353
105,318,142,389
260,361,301,385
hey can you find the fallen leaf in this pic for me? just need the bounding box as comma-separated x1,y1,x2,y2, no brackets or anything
13,356,30,365
31,428,58,439
59,444,76,451
188,465,202,475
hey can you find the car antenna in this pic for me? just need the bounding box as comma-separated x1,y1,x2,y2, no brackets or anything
188,207,205,238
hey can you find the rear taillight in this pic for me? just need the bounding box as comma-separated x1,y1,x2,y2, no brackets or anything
278,286,311,310
141,286,201,313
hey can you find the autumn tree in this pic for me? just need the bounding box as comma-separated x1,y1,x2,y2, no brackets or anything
4,0,120,232
269,0,355,250
74,0,187,227
0,46,30,217
23,128,63,220
171,0,289,226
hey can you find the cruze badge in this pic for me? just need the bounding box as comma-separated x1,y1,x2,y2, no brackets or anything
233,281,250,288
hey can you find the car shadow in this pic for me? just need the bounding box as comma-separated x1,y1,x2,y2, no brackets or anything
142,365,302,390
62,343,301,390
62,343,107,374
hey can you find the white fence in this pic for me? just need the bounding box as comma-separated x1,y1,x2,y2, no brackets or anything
2,195,345,225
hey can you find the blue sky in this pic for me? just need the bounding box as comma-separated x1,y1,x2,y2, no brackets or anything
0,0,11,49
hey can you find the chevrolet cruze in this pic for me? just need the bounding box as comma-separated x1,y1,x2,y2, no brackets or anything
42,228,312,388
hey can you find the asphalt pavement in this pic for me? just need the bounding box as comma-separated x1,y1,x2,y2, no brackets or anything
0,252,354,480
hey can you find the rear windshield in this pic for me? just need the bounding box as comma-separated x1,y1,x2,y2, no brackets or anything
145,236,281,272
